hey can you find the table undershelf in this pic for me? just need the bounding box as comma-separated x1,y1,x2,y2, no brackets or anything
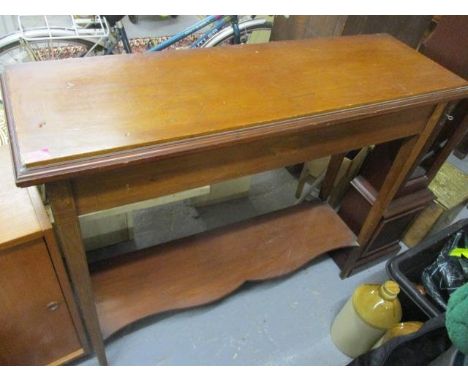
90,202,357,338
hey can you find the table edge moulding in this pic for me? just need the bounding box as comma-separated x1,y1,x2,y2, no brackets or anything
1,33,466,187
2,34,468,365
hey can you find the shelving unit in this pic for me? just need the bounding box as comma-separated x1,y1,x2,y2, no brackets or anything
90,202,356,338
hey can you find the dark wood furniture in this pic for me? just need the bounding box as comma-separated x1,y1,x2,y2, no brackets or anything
333,174,434,270
454,132,468,160
270,15,432,48
332,16,468,272
91,202,355,338
0,146,86,365
2,35,467,365
332,141,436,271
420,16,468,80
271,15,442,271
419,16,468,180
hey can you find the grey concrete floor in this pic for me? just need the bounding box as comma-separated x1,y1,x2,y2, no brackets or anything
79,259,386,366
79,168,388,366
77,156,467,365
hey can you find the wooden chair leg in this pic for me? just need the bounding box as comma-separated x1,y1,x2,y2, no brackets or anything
319,153,346,201
47,181,108,366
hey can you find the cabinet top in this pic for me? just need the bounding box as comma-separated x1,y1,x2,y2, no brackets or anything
0,146,45,249
2,34,468,185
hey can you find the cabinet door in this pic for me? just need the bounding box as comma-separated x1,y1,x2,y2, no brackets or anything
0,239,82,365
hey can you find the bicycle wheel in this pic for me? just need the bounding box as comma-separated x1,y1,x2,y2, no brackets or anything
0,34,105,74
200,18,273,47
0,32,105,142
0,101,7,146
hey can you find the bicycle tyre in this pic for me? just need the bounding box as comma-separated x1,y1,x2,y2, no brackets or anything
200,19,273,48
0,30,106,73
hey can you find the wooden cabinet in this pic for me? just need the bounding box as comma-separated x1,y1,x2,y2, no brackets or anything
333,175,434,271
331,16,468,274
332,139,434,272
0,240,83,365
270,16,432,48
0,146,85,365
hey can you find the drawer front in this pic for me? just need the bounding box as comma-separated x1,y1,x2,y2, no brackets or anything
0,239,82,365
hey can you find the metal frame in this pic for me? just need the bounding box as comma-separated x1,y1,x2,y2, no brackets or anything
147,15,245,52
0,15,265,60
16,15,110,41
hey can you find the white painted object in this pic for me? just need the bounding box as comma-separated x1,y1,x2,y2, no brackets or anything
330,281,402,358
330,298,385,358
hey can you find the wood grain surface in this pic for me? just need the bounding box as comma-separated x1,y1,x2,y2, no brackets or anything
340,103,447,277
0,146,86,364
27,186,90,354
0,146,42,249
3,34,467,175
47,180,108,365
90,202,356,338
0,239,82,365
319,152,346,201
71,105,435,215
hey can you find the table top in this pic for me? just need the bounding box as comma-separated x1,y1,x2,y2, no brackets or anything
2,34,467,185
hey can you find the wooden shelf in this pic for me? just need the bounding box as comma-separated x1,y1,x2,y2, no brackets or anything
90,202,356,338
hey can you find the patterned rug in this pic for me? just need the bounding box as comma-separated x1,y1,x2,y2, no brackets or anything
126,35,203,53
34,35,203,59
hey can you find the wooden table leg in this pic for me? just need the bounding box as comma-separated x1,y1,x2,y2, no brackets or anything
427,100,468,182
319,153,346,201
340,103,447,278
47,181,108,365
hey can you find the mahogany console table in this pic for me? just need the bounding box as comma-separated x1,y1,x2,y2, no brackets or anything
2,34,467,365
